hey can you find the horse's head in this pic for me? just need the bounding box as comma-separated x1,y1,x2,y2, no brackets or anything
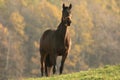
62,3,72,22
63,17,71,26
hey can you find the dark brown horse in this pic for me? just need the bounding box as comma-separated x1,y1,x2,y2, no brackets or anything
40,3,72,76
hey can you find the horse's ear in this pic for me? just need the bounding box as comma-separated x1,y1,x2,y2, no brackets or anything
69,4,72,9
63,3,65,9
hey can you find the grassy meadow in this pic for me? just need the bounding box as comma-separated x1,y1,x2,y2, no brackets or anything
25,65,120,80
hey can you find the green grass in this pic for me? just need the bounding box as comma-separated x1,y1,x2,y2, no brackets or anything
25,65,120,80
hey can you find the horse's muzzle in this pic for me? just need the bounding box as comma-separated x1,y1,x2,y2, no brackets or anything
67,18,72,26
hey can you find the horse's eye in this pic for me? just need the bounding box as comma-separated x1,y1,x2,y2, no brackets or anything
67,10,71,13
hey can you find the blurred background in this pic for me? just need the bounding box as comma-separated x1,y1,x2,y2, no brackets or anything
0,0,120,79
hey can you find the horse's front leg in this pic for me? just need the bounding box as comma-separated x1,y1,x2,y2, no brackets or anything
47,53,57,76
53,65,57,74
53,53,57,74
45,61,48,76
60,53,67,74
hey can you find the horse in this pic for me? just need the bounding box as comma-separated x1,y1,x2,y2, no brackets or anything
44,17,72,76
40,3,72,76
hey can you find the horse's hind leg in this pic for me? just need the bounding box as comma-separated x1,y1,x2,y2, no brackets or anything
40,54,44,76
40,53,46,76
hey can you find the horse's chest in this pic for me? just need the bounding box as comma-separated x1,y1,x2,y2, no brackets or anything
56,39,69,55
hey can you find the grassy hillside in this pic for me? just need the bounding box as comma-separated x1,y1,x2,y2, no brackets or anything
25,65,120,80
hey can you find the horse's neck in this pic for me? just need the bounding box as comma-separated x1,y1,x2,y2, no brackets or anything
57,22,68,40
